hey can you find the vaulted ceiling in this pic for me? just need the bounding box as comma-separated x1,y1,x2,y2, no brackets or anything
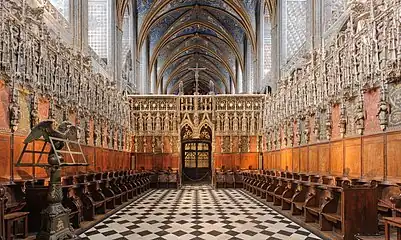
135,0,260,94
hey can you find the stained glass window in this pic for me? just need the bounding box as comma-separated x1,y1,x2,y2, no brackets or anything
88,0,110,62
122,8,131,64
323,0,346,32
264,15,272,77
49,0,70,21
282,0,307,62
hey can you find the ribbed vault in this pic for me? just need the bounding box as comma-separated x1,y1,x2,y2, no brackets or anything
125,0,258,95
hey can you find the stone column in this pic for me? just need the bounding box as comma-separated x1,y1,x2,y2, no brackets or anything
150,59,157,94
129,0,138,92
230,77,235,94
115,27,123,90
271,0,281,92
159,75,164,94
138,36,148,94
72,0,88,51
257,0,265,91
244,37,253,94
108,0,117,82
236,59,243,94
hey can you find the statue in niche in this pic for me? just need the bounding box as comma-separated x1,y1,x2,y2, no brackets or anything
241,113,247,133
216,114,221,133
31,93,39,128
155,112,161,131
164,113,170,132
9,88,20,132
224,112,229,132
84,119,90,145
377,84,390,131
233,112,238,132
355,94,365,135
138,113,144,132
314,113,320,138
326,108,332,140
250,113,255,135
339,103,347,138
304,117,310,143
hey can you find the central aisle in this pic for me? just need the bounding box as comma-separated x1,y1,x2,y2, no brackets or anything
80,185,322,240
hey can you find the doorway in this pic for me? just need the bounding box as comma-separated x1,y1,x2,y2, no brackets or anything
181,140,211,184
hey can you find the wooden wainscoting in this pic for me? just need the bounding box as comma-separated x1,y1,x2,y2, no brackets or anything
264,131,401,183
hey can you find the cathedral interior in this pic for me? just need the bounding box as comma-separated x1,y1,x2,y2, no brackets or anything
0,0,400,239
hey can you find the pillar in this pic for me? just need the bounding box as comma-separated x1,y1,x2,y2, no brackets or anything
129,0,138,92
244,37,253,94
72,0,88,51
150,59,157,94
236,59,243,94
138,36,148,94
257,0,265,91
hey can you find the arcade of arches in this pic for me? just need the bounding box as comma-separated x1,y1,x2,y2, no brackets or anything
0,0,401,240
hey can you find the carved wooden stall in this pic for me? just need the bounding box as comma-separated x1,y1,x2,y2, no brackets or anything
243,171,378,240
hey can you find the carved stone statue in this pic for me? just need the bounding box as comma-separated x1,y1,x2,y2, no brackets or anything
354,94,365,135
339,102,347,138
377,84,390,131
9,88,20,132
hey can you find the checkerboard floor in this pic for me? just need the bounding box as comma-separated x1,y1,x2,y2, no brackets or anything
80,185,322,240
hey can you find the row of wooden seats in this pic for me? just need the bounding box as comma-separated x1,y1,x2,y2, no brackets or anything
59,170,151,229
242,170,378,240
0,182,29,240
214,171,243,189
150,170,179,189
18,170,152,234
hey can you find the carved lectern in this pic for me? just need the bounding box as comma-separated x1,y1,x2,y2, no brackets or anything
16,120,88,240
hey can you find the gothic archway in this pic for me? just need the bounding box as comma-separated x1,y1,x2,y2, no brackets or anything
181,124,212,184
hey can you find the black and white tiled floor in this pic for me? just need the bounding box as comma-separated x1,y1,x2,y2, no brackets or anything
80,185,321,240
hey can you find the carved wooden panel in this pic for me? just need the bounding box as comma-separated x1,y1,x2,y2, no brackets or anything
362,135,384,180
0,134,10,181
387,132,401,181
300,147,308,172
308,145,318,173
330,141,343,176
263,152,270,170
318,144,330,175
344,138,362,178
292,148,300,172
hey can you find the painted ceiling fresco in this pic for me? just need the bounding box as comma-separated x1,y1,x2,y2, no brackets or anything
137,0,257,94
